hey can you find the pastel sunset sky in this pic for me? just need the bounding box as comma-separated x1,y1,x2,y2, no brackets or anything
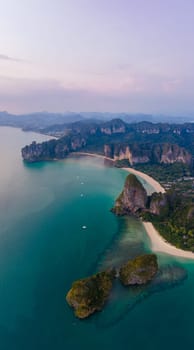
1,0,194,114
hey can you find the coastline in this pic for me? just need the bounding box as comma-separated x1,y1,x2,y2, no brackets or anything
72,152,165,193
122,167,165,193
143,222,194,259
72,151,194,260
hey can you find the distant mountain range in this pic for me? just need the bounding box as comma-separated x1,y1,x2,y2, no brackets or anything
0,110,194,133
0,111,84,130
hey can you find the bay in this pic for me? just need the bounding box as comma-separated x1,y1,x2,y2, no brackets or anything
0,127,193,350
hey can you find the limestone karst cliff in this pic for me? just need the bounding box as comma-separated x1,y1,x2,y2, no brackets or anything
111,174,147,215
112,174,194,252
21,119,193,169
104,143,192,166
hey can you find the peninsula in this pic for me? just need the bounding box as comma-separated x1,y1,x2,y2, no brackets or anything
21,118,194,258
112,173,194,258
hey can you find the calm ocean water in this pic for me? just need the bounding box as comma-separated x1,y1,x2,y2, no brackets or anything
0,127,194,350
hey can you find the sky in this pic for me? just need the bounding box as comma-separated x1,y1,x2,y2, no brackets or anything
0,0,194,115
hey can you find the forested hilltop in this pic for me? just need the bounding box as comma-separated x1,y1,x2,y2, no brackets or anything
22,119,194,174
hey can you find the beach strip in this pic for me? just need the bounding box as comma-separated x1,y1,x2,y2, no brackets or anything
73,152,165,193
143,222,194,259
122,167,165,193
72,152,194,259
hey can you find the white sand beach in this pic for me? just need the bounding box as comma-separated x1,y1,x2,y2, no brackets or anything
122,167,165,193
71,152,194,259
73,152,165,193
143,222,194,259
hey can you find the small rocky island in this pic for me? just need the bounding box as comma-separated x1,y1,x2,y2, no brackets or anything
119,254,158,286
66,254,158,319
66,270,115,319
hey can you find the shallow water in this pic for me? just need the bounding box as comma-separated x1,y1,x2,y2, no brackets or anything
0,127,193,350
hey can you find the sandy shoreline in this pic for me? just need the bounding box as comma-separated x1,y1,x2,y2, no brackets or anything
72,151,194,259
143,222,194,259
73,152,165,193
122,167,165,193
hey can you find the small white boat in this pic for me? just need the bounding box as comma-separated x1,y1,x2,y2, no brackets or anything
82,225,87,229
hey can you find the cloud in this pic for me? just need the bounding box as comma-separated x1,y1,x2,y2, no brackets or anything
0,54,23,62
0,75,194,115
162,79,182,93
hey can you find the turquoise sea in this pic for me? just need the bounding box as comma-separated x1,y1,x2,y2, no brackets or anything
0,127,194,350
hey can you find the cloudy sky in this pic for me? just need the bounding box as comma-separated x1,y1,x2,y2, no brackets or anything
0,0,194,114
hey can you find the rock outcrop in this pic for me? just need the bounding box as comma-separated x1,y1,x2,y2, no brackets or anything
119,254,158,286
112,172,194,252
105,143,192,166
112,173,173,219
100,119,127,135
149,192,169,216
66,254,159,319
112,174,147,215
66,269,115,319
21,118,193,169
21,135,87,162
160,144,192,164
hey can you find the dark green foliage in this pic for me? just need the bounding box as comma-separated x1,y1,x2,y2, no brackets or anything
135,162,194,202
21,120,194,172
119,254,158,286
134,163,192,182
147,192,194,251
66,270,115,319
112,171,194,252
114,159,131,168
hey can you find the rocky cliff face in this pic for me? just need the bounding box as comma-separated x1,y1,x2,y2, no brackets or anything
104,143,192,166
160,144,191,164
21,118,193,167
112,173,172,218
149,192,169,216
112,174,148,215
21,140,57,162
100,119,127,135
22,135,87,162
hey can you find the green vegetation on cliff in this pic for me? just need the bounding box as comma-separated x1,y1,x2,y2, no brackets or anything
141,189,194,251
21,119,194,174
112,172,194,252
119,254,158,286
66,254,159,319
134,163,192,182
134,163,194,203
66,270,115,319
146,201,194,251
